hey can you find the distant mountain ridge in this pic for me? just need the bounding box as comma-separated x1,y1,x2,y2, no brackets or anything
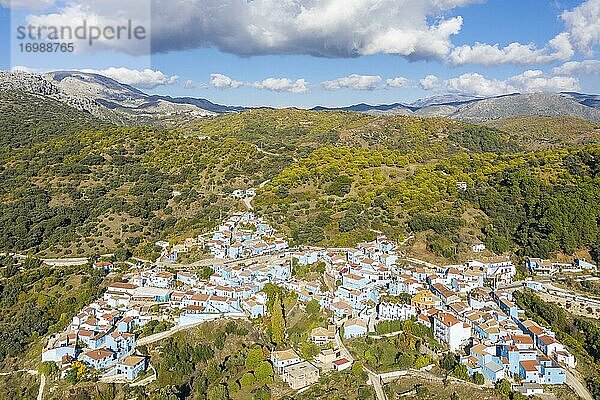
1,70,600,124
313,92,600,122
0,70,244,125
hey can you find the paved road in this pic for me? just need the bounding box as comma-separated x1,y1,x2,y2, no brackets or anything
566,369,593,400
37,373,45,400
366,368,387,400
163,252,292,270
242,196,254,211
334,332,354,363
41,257,89,266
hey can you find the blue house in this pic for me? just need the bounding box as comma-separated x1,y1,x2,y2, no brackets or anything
343,319,368,339
540,358,566,384
117,355,146,380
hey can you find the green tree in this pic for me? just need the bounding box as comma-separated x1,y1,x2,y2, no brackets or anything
472,372,485,385
300,342,320,361
416,384,428,398
496,379,512,397
239,372,257,388
245,347,265,370
113,247,132,261
150,386,180,400
208,384,229,400
439,353,457,371
452,364,469,381
38,361,58,377
271,294,285,345
306,299,321,316
205,362,221,385
254,361,274,383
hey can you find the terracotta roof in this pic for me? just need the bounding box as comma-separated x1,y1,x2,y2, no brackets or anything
333,358,351,366
538,334,559,346
511,334,534,345
520,360,539,372
85,349,114,360
435,312,461,327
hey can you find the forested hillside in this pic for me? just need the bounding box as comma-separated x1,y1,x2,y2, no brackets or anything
1,91,598,264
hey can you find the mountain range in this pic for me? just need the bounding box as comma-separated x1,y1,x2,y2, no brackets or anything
1,70,600,124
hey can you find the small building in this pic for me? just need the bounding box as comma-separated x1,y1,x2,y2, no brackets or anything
271,349,302,374
377,302,416,321
411,290,442,310
318,349,339,368
432,312,471,352
310,326,336,346
471,243,486,253
343,318,368,339
117,355,146,380
332,358,352,371
526,258,558,276
514,383,544,396
281,361,319,390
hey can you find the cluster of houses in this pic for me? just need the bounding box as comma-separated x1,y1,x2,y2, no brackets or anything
527,257,597,276
40,210,582,392
207,212,288,259
41,291,149,381
289,245,577,395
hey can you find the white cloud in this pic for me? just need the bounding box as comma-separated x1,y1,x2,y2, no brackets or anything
24,0,151,55
210,74,245,89
447,0,600,66
553,60,600,75
22,0,481,59
322,74,382,91
448,32,574,66
561,0,600,54
182,80,208,90
421,70,579,97
210,74,309,93
442,73,515,96
78,67,178,89
386,77,410,88
420,75,439,90
0,0,54,9
508,69,579,93
253,78,309,93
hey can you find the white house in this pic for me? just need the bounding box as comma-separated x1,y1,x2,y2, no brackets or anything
271,349,302,373
433,312,471,352
377,302,417,321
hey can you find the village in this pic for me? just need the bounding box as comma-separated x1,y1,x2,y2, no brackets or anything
40,211,598,398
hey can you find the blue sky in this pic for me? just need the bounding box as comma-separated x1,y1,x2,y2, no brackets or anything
1,0,599,107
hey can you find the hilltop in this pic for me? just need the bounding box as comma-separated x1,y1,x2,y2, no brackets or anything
0,92,598,266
